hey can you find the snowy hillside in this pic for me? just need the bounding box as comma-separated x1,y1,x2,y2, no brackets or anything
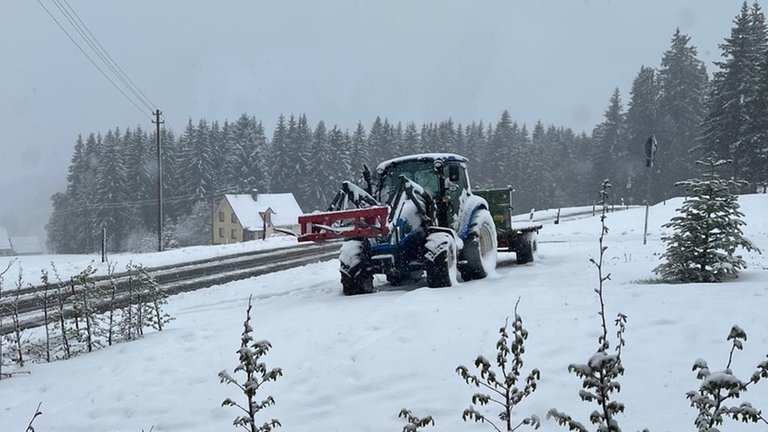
1,195,767,432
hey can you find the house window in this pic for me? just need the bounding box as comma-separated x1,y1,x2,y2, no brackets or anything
218,227,224,238
230,229,237,240
231,213,237,223
218,211,224,222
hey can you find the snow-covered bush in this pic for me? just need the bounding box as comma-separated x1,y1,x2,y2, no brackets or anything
687,325,768,430
654,155,760,282
456,299,541,432
548,180,635,432
219,295,283,432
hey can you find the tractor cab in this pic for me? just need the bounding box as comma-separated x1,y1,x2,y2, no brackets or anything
375,154,470,228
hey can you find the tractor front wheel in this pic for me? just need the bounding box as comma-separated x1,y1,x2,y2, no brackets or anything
460,209,498,281
340,240,374,295
425,232,457,288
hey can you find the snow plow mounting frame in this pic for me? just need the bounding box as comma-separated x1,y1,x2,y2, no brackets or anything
298,206,390,242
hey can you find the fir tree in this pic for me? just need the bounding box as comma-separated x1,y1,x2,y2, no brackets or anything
624,66,660,204
702,1,767,185
654,155,760,282
229,114,268,194
591,89,626,191
657,29,708,200
95,128,131,251
487,111,515,187
301,120,334,211
327,125,353,190
269,115,291,193
403,122,420,155
349,121,369,172
368,116,389,163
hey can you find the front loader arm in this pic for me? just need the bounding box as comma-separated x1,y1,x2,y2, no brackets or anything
327,181,379,211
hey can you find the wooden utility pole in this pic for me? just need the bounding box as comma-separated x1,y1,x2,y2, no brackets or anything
153,109,164,251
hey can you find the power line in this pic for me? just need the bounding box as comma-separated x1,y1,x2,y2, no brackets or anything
57,0,157,111
34,0,154,120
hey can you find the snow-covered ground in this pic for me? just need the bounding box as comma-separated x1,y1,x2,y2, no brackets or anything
1,195,767,432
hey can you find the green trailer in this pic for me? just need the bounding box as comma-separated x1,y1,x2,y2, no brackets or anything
473,187,542,264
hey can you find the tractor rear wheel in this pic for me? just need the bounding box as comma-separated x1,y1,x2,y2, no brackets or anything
515,238,535,264
425,232,456,288
460,209,498,281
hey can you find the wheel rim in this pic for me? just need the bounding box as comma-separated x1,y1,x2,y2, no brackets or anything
478,222,494,257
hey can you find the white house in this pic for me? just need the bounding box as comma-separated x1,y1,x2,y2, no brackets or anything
212,192,303,245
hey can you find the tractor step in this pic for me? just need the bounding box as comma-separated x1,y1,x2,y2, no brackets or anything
298,206,390,242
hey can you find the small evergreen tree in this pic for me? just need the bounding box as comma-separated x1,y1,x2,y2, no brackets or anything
654,155,760,282
219,295,282,432
456,299,541,432
687,325,768,430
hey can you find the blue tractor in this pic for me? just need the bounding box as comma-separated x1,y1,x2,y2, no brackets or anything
299,153,498,295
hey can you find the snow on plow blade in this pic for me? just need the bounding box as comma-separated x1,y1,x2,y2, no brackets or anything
298,205,390,242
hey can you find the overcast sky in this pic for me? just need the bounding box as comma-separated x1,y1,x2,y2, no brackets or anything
0,0,744,240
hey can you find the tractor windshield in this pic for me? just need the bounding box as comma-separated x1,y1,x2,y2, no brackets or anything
378,160,438,204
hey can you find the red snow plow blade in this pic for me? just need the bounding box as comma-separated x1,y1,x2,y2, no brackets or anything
298,206,390,242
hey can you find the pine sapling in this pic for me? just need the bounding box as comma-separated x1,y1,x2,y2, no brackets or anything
687,325,768,430
219,295,283,432
548,180,635,432
456,299,541,432
398,408,435,431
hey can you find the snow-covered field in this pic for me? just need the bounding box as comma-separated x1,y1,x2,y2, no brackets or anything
1,195,767,432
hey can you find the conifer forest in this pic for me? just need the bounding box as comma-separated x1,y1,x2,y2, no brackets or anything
47,2,768,254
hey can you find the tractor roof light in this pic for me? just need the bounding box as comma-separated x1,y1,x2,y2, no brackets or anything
433,159,444,170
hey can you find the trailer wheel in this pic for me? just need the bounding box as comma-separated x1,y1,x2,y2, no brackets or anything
425,232,457,288
460,209,498,281
516,238,535,264
340,240,374,295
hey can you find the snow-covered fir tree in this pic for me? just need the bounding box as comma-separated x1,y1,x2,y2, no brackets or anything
624,66,660,204
591,89,626,191
702,1,767,186
654,155,760,282
657,29,708,198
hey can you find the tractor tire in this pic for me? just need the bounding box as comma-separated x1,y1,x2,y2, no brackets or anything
340,240,374,296
515,238,536,264
460,209,498,281
425,231,456,288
